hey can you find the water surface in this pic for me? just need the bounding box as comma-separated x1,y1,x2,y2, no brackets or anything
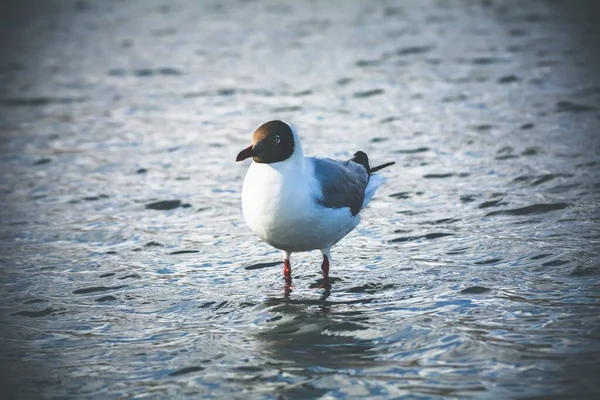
1,0,599,398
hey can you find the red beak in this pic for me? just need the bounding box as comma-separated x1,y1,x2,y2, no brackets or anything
236,145,254,162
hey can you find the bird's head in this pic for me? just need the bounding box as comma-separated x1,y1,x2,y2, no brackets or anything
236,120,295,164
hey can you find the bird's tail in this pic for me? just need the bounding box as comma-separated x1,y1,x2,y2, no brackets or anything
352,151,395,209
362,174,386,208
369,161,395,174
352,151,395,175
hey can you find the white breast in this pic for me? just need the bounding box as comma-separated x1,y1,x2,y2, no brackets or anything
241,160,359,252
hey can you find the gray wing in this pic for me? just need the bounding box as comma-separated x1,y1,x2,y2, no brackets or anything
310,157,369,216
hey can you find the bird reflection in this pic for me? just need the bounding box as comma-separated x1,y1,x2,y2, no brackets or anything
283,277,337,299
257,292,378,371
227,277,388,398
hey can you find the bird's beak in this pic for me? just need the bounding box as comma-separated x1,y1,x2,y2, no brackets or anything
236,145,254,162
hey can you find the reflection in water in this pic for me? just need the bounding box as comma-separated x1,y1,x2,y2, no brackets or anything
253,291,380,398
261,294,374,369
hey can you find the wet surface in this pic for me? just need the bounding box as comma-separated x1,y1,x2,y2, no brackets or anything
1,0,600,398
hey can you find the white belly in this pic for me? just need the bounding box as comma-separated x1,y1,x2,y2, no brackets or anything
241,162,359,252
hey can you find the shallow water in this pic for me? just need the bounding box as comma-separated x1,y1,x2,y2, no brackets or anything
1,0,599,398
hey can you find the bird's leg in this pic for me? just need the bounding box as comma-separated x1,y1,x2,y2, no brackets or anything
283,251,292,285
283,259,292,283
321,254,330,282
319,249,332,289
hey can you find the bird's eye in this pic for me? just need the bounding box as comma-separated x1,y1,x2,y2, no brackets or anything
273,135,280,144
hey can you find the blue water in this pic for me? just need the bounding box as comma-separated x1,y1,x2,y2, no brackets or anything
1,0,599,398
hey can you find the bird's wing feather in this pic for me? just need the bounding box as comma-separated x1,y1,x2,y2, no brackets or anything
310,157,368,215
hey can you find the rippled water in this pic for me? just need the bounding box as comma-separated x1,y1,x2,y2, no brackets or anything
1,0,600,398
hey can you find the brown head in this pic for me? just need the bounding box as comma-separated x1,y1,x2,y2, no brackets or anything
236,120,295,164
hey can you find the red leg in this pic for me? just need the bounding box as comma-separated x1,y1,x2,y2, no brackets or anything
321,255,329,281
283,259,292,285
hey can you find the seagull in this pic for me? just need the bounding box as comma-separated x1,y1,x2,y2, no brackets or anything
236,120,394,287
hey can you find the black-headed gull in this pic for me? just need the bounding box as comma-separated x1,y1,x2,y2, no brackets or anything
236,120,394,286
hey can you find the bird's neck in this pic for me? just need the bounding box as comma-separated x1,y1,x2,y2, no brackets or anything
265,147,305,177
